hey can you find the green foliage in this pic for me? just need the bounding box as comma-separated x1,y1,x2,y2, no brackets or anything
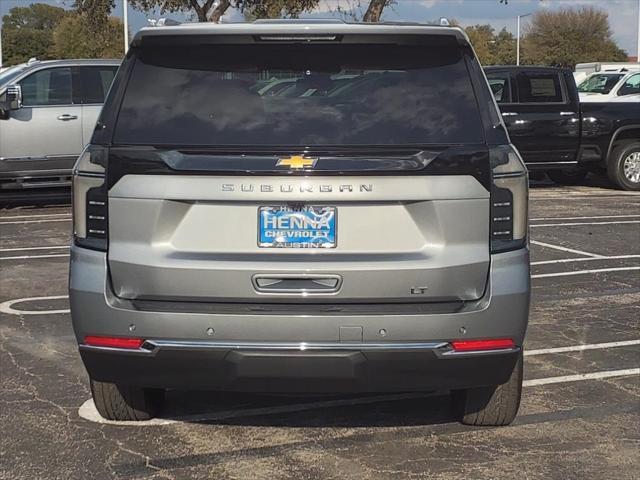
238,0,320,19
127,0,320,22
1,4,71,65
522,7,627,67
465,25,516,66
74,0,117,28
3,3,70,30
51,14,124,59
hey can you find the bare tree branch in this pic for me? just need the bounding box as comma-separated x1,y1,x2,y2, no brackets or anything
362,0,392,22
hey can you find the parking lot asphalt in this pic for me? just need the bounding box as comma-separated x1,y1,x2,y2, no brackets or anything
1,178,639,480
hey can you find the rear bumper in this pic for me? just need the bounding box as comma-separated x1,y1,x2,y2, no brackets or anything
80,341,520,392
70,247,530,392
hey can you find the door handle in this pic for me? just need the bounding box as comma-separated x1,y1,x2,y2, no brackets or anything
57,114,78,121
501,112,518,117
560,111,576,116
252,274,342,294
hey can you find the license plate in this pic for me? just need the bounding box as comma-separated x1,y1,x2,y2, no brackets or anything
259,206,336,248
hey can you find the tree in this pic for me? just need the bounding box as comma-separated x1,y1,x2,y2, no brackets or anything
78,0,320,23
522,7,627,67
464,24,516,66
492,28,516,65
1,4,71,65
52,14,124,58
73,0,116,27
328,0,394,22
465,24,495,65
239,0,320,19
363,0,393,22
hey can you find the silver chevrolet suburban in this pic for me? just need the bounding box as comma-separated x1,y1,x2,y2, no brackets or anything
69,20,531,425
0,59,119,189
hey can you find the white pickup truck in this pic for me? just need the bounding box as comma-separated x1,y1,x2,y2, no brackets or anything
578,70,640,103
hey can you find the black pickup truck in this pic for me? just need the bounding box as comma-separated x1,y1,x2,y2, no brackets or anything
484,66,639,191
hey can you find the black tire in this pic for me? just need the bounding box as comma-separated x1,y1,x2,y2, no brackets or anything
546,168,588,186
607,141,640,191
90,377,165,421
453,351,523,426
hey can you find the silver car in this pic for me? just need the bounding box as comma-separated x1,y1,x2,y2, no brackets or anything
0,59,120,189
70,20,530,425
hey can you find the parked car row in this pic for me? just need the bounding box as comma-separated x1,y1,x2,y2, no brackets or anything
0,55,638,191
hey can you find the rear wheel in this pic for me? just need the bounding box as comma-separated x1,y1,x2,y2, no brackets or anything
546,168,588,186
90,377,165,421
453,351,523,426
608,142,640,191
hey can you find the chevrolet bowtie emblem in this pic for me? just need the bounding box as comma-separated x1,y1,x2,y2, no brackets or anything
276,155,318,170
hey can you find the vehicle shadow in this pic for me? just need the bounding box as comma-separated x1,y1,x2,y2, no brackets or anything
113,390,640,477
160,389,458,428
0,187,71,209
529,172,618,190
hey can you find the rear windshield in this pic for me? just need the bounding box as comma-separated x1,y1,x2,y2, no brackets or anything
114,39,484,147
578,73,624,94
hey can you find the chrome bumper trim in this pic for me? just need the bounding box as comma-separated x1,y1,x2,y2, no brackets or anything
147,340,449,351
80,340,449,355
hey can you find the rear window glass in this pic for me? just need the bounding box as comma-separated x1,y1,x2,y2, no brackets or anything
486,72,511,103
114,40,485,146
516,72,564,103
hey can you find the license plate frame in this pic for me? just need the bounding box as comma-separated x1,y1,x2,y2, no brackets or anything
258,205,337,249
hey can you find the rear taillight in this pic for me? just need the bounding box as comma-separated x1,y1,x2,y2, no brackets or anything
73,145,108,251
84,336,144,349
451,338,516,352
490,145,528,253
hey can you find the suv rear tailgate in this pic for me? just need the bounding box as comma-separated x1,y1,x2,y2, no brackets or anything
108,174,489,303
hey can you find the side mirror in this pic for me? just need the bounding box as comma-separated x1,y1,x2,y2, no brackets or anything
5,84,23,110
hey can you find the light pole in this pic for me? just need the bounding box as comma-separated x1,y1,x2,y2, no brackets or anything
517,12,532,66
637,0,639,60
123,0,129,54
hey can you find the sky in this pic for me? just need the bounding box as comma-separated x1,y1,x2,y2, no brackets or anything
1,0,639,57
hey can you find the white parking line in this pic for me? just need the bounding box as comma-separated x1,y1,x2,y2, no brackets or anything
531,215,640,221
0,213,70,220
531,221,640,227
526,339,640,356
532,266,640,279
0,295,69,315
531,255,640,266
0,245,69,252
530,193,640,199
0,254,70,261
0,218,71,225
522,368,640,387
530,240,603,258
